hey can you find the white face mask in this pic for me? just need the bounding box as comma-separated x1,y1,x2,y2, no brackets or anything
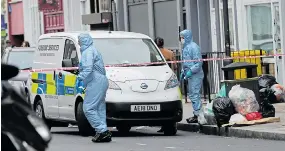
181,39,185,45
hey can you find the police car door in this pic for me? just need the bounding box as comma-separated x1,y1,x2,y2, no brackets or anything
58,39,79,120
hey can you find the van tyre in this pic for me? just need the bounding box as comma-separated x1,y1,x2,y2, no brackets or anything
26,91,32,109
116,125,131,133
34,100,51,130
163,123,177,136
76,102,95,136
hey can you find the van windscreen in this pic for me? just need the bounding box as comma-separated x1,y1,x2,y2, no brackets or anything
93,38,166,66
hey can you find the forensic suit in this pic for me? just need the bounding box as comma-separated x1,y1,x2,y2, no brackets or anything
77,33,111,142
180,30,204,122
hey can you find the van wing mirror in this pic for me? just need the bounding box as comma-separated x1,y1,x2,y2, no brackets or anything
62,59,73,68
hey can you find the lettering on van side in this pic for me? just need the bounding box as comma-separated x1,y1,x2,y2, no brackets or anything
45,95,59,99
38,45,59,51
40,53,55,56
38,45,59,56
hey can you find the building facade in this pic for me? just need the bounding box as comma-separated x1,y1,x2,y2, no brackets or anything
1,0,8,51
8,0,284,85
210,0,284,84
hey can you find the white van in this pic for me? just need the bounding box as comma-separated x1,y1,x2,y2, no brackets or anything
2,47,35,106
30,31,183,136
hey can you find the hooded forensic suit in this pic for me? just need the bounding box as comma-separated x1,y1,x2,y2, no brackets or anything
180,30,204,116
77,33,109,133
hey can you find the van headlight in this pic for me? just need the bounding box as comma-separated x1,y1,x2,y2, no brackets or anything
165,74,179,90
108,80,121,90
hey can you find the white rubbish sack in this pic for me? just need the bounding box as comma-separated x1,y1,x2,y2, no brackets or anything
229,85,260,115
229,113,247,123
198,108,207,125
204,101,217,125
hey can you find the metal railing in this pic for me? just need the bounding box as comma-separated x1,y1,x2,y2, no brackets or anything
171,49,271,102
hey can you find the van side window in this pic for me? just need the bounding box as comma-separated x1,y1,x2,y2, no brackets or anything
63,39,79,67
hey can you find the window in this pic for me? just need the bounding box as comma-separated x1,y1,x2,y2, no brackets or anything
93,38,165,66
211,0,236,51
63,39,79,67
247,3,273,51
182,12,187,30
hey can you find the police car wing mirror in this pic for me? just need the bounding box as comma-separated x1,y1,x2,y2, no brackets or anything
2,64,19,80
62,59,73,68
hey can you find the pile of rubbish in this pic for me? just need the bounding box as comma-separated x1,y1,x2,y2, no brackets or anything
258,75,285,103
198,75,284,127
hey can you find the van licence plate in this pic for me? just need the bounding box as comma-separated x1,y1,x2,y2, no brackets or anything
130,105,161,112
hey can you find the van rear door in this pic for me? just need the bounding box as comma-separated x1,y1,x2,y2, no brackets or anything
32,38,65,119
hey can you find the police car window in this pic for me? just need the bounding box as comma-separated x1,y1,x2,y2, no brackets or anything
63,40,70,59
63,39,79,67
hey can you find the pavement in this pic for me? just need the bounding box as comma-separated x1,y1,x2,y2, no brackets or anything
178,101,285,141
48,127,285,151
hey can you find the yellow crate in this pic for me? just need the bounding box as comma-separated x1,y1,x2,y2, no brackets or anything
231,50,266,79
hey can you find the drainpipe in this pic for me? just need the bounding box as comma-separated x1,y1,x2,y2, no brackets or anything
222,0,233,66
111,0,117,31
148,0,155,39
223,0,231,56
279,0,285,86
123,0,129,31
214,0,221,52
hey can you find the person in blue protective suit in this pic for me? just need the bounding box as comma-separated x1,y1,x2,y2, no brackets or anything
76,33,112,142
179,30,204,123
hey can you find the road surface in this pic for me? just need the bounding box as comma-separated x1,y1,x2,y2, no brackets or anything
48,127,284,151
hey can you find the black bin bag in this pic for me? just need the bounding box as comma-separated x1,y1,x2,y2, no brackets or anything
259,88,276,118
212,97,236,127
258,75,278,89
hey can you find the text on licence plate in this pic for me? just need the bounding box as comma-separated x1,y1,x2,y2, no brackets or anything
130,105,161,112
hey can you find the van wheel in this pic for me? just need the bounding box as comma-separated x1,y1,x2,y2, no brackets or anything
25,91,32,108
35,100,51,130
116,125,131,133
76,102,95,136
163,123,177,136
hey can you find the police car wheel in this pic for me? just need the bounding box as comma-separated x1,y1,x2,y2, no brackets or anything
116,125,131,133
35,100,51,130
35,101,44,119
163,123,177,136
76,102,95,136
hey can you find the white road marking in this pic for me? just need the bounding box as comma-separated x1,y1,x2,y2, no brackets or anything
136,143,147,146
165,146,176,149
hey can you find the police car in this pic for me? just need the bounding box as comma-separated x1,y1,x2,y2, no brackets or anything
30,31,183,136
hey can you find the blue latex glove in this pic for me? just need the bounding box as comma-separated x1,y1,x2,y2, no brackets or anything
180,70,185,82
184,70,192,80
75,79,84,94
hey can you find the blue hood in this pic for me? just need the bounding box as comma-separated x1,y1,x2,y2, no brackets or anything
180,30,193,47
78,33,93,52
